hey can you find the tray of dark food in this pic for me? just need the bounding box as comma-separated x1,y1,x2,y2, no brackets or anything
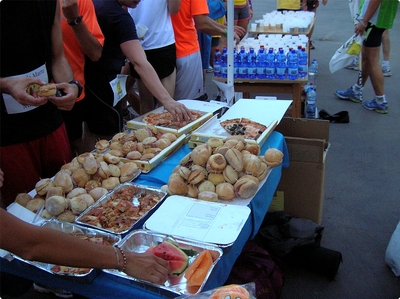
75,182,167,235
12,219,121,283
103,229,223,297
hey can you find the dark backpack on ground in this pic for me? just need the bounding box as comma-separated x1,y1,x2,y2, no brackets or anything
225,240,285,299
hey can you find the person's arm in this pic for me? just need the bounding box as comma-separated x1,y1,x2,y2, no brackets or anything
0,169,4,188
167,0,181,14
0,209,169,284
193,14,244,44
121,40,192,122
61,0,103,61
354,0,381,36
48,0,78,111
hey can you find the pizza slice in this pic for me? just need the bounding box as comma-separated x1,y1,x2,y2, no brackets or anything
142,110,203,129
220,118,267,140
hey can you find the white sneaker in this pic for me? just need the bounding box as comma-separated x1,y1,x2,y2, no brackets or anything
382,66,391,77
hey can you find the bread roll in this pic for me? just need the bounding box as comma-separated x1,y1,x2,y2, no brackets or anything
45,195,67,216
198,191,218,202
37,83,56,97
216,182,235,201
264,148,284,168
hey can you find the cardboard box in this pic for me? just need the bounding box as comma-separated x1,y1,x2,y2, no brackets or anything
274,117,330,224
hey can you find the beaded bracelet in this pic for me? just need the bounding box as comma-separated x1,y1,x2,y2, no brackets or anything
112,246,120,270
359,20,367,27
224,29,228,37
116,245,127,272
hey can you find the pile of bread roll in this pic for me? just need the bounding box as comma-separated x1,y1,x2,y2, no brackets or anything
94,128,178,162
162,136,283,202
14,152,140,222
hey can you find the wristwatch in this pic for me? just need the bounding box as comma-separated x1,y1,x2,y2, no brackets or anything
67,16,83,26
69,80,83,98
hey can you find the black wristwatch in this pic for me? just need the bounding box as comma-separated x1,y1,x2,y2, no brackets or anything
67,15,83,26
69,80,83,98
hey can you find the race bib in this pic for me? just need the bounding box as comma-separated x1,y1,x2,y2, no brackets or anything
109,74,128,107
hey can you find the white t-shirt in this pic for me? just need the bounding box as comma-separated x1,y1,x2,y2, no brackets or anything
128,0,175,50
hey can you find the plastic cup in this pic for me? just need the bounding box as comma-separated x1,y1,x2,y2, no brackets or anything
136,24,148,39
250,23,257,31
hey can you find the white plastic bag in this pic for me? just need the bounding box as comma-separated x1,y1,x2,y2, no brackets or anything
385,221,400,277
329,34,364,73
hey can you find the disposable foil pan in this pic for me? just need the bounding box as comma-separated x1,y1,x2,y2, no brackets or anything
103,229,223,297
12,219,121,283
75,182,167,236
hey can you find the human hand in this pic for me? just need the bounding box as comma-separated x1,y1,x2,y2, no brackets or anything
61,0,80,21
354,22,366,36
0,77,50,107
48,82,77,111
322,0,328,5
0,169,4,188
162,99,193,122
125,252,170,285
233,25,246,41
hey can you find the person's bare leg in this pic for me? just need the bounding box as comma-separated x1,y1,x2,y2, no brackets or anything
381,29,390,62
362,45,384,96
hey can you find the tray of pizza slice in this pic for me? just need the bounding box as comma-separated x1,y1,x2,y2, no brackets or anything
12,220,121,283
126,100,225,137
189,99,292,148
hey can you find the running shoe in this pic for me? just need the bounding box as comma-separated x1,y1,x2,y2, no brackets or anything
206,66,214,73
362,99,388,114
345,61,359,71
382,66,391,77
335,86,362,103
33,282,73,298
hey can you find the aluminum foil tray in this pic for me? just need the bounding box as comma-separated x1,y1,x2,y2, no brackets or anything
12,220,121,283
103,229,223,297
75,182,167,236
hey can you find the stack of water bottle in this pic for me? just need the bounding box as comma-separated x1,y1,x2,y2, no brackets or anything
213,46,309,81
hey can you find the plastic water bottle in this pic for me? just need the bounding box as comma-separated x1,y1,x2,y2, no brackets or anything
276,48,287,80
265,48,276,80
233,48,239,79
287,49,299,80
311,59,318,75
308,58,317,87
256,48,266,79
298,48,308,78
238,46,248,79
247,47,257,79
213,48,221,77
305,83,317,119
220,47,228,78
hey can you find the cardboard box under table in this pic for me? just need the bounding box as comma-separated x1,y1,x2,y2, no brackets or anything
275,117,330,225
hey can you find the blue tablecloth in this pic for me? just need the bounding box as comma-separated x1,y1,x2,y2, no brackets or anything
1,131,288,299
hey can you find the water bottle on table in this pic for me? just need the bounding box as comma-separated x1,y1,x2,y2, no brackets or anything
238,46,248,79
276,48,287,80
213,48,221,77
247,47,257,79
265,48,276,80
256,47,266,79
298,47,308,78
220,47,228,78
287,49,299,80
